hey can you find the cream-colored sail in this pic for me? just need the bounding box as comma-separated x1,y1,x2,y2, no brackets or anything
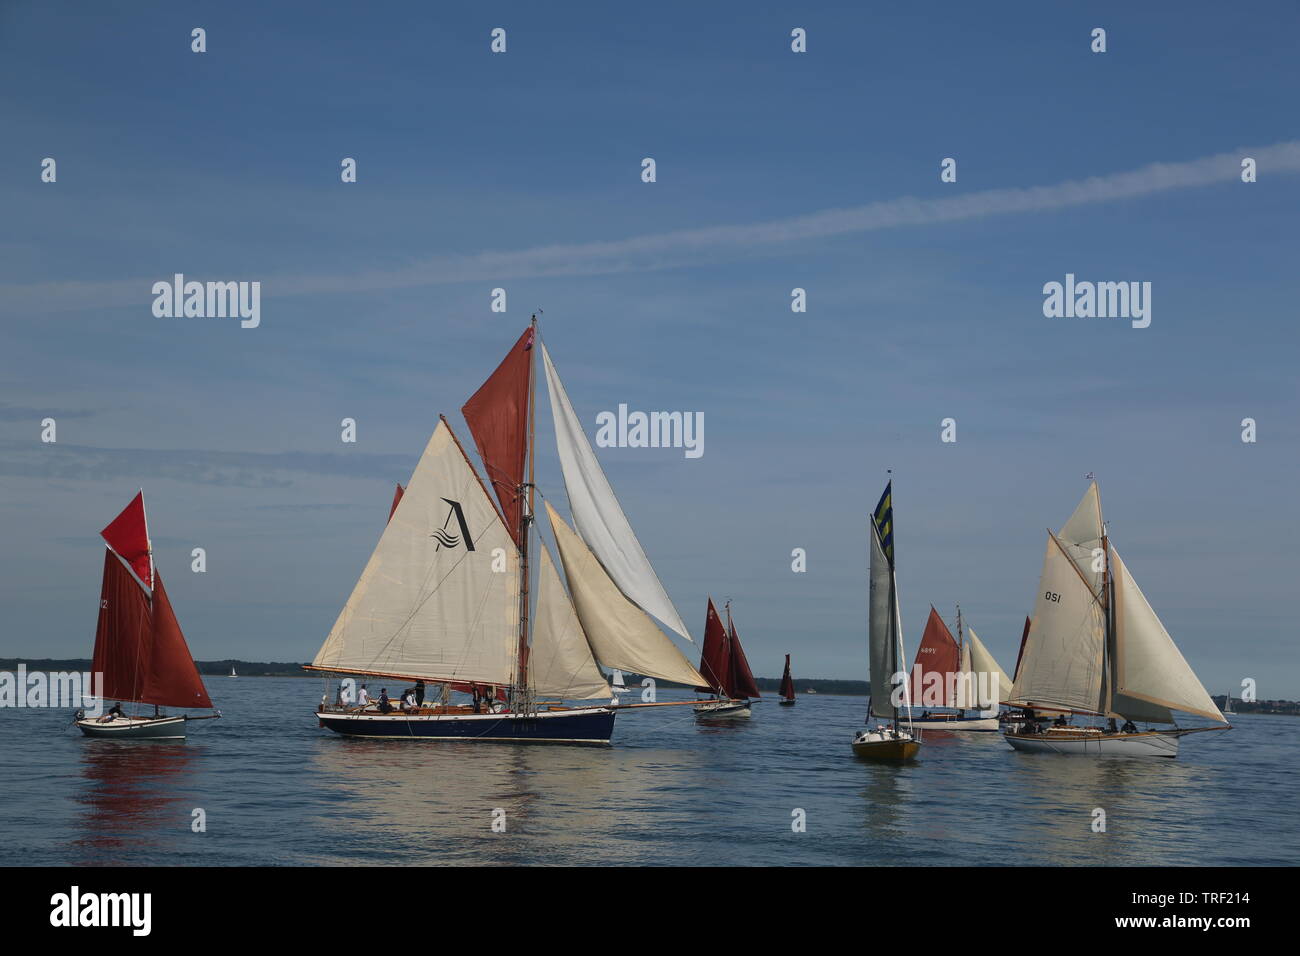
529,545,611,701
965,627,1014,708
546,501,706,687
1059,481,1106,597
1007,532,1107,714
312,421,520,685
541,342,693,643
868,522,896,719
1110,546,1224,723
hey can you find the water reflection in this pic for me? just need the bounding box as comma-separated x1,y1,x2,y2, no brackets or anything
71,740,201,864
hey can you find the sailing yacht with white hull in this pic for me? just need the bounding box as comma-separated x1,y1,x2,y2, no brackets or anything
1003,481,1230,758
76,492,219,739
852,481,921,761
309,320,707,744
908,606,1011,732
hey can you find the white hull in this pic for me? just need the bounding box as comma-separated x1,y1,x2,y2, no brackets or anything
1005,729,1180,757
76,715,188,739
912,714,999,732
693,699,752,718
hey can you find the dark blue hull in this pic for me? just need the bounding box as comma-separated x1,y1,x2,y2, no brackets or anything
317,707,616,745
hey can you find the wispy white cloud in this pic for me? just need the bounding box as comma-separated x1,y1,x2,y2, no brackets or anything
7,141,1296,312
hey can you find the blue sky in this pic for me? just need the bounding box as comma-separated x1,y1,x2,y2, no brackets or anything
2,1,1297,698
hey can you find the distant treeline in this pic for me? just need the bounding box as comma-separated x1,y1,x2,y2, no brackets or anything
0,659,872,693
1215,695,1299,716
0,658,309,678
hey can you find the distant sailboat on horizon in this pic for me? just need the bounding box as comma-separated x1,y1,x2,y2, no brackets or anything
76,492,219,740
1003,481,1230,757
779,654,796,706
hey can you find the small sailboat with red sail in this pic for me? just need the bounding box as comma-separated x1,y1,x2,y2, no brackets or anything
309,319,708,744
778,654,796,705
693,599,760,718
76,492,218,739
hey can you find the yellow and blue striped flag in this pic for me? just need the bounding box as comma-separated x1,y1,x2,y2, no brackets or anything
873,481,894,566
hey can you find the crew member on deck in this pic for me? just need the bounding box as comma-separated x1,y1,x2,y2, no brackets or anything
1121,719,1137,733
357,684,370,706
1053,713,1069,727
378,689,392,713
415,680,426,706
99,702,124,723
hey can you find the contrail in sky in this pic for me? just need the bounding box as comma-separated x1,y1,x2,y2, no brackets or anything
8,141,1297,311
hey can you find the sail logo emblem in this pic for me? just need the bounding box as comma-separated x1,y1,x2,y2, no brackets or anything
431,498,475,551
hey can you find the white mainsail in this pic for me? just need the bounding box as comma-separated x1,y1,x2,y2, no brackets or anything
1007,532,1107,714
312,421,520,685
965,626,1014,707
868,522,897,720
541,341,693,643
529,545,611,701
1110,545,1224,723
546,501,706,688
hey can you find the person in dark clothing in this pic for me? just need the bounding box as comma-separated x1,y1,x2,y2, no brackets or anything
1105,718,1118,734
1121,719,1138,733
415,680,425,706
99,702,125,722
1053,713,1068,727
471,684,482,714
378,689,393,714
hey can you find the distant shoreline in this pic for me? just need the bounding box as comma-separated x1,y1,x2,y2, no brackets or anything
3,659,1295,713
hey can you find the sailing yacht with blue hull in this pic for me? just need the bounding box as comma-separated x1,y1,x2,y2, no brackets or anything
318,706,617,743
309,319,707,745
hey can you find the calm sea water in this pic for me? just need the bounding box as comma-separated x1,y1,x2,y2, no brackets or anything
0,679,1294,866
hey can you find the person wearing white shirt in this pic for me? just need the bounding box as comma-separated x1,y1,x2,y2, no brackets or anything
357,684,370,706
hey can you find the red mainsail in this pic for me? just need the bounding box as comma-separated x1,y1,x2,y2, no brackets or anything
91,550,153,703
910,606,961,708
141,572,213,708
461,326,533,544
727,616,761,699
100,491,152,589
91,494,213,709
779,654,795,700
697,598,731,695
387,483,405,524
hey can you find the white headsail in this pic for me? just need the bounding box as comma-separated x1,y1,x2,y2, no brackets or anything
546,501,706,688
1110,546,1224,723
541,341,693,643
965,626,1015,707
312,420,520,685
529,544,611,701
1007,532,1107,714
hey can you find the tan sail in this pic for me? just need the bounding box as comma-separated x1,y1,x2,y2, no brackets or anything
965,626,1014,707
1059,481,1106,597
312,420,520,685
529,545,611,701
1007,532,1107,714
1110,546,1224,723
546,501,706,688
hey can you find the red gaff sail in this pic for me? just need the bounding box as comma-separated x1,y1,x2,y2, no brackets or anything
461,326,533,544
91,550,153,703
779,654,795,700
727,617,761,699
141,572,213,708
696,598,731,696
387,483,405,524
910,606,961,708
100,491,152,589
